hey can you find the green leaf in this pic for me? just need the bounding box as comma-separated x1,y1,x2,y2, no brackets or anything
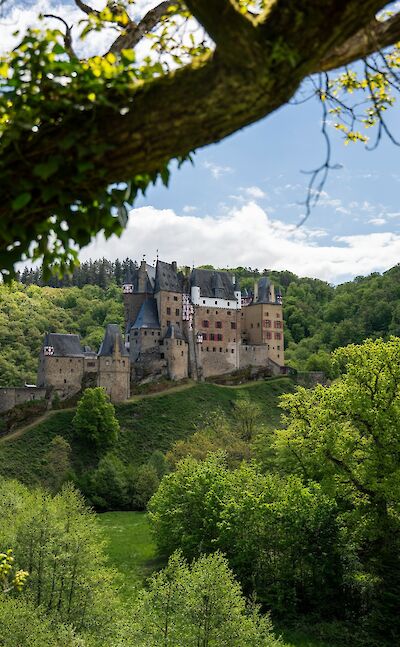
12,192,32,211
33,158,60,180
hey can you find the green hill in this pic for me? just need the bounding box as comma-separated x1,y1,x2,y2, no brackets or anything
0,378,294,488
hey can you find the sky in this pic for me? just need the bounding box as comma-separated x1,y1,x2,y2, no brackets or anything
2,1,400,284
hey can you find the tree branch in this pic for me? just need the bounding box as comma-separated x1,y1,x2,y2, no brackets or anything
109,0,177,54
319,12,400,72
74,0,99,17
185,0,261,65
43,15,77,60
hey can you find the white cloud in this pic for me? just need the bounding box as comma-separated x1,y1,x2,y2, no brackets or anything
203,161,234,179
182,205,197,214
368,217,387,226
241,186,266,199
80,202,400,283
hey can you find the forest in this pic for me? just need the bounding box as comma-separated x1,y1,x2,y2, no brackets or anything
3,259,400,385
2,337,400,646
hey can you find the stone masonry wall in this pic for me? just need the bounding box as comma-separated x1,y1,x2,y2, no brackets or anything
0,387,47,413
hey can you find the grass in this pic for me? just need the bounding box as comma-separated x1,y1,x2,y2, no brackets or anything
97,511,162,601
0,377,294,485
98,510,334,647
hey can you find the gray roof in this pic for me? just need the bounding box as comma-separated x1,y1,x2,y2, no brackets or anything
123,263,155,293
98,324,129,357
43,333,85,357
132,298,160,330
191,269,237,300
164,324,186,341
257,277,272,303
155,260,184,293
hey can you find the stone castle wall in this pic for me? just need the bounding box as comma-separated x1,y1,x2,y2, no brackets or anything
0,387,47,413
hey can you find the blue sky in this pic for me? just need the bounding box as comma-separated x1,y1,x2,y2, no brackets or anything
3,0,400,283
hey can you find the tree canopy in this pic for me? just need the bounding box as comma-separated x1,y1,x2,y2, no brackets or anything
1,0,400,277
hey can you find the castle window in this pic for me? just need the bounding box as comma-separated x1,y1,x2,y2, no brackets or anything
174,296,178,301
219,347,223,352
160,353,164,359
264,320,271,328
203,333,208,341
266,331,272,339
203,300,206,304
144,331,147,336
167,307,171,315
275,332,281,340
152,331,154,335
175,309,180,316
231,322,236,329
251,323,253,328
210,333,215,341
266,312,269,316
213,347,216,352
158,332,160,336
216,321,222,329
181,351,184,356
167,320,171,326
70,359,72,363
231,349,234,353
215,311,218,315
227,311,231,316
217,334,223,341
277,345,281,351
207,347,209,352
276,312,280,318
257,322,260,327
87,361,95,367
206,309,209,314
203,320,209,328
274,320,282,329
226,349,228,353
227,302,230,306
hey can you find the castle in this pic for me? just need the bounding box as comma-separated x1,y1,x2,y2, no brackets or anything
0,260,285,413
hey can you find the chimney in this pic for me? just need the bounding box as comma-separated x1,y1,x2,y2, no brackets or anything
140,260,146,271
171,261,177,272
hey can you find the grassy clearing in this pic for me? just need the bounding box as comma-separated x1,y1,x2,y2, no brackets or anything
0,377,294,486
97,511,161,601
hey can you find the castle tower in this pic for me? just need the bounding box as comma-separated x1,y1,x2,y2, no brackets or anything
97,324,130,402
241,277,284,368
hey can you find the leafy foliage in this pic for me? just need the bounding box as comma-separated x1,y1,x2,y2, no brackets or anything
73,387,120,450
131,550,283,647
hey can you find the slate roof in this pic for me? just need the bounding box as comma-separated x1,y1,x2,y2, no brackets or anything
98,324,129,357
257,277,272,304
155,260,184,293
164,324,186,341
43,333,85,357
131,298,160,330
191,269,237,300
123,263,155,293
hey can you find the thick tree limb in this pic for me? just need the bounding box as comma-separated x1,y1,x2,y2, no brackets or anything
2,0,399,263
109,0,177,54
319,12,400,72
185,0,261,65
